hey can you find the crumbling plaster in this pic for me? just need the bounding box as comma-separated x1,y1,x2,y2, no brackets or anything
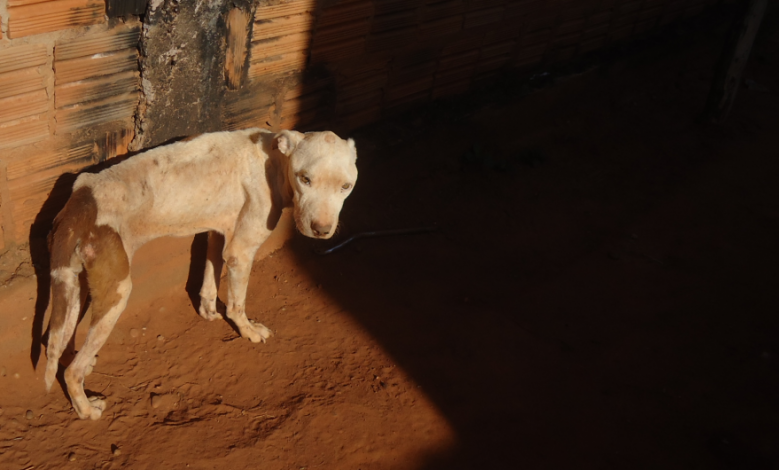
130,0,256,150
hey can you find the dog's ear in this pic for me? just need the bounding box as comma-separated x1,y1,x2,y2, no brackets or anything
275,130,305,156
347,138,357,159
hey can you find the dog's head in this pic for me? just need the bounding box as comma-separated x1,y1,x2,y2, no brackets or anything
276,130,358,239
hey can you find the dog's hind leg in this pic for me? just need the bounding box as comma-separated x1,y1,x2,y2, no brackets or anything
65,276,131,420
198,230,225,321
46,187,98,392
64,226,131,420
45,261,83,392
223,235,273,343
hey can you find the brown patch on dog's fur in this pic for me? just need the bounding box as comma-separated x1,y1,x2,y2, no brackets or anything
249,132,262,144
81,226,129,325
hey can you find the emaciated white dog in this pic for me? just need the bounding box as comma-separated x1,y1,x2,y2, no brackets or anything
45,128,357,420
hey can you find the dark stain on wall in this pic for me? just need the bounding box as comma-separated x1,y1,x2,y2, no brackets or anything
132,0,254,150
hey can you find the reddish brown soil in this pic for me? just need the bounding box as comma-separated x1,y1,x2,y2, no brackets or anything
2,13,779,470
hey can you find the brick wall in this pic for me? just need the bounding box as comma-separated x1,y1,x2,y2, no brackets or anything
0,8,138,251
0,0,725,251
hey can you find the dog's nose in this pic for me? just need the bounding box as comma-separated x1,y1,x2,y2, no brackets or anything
311,222,332,237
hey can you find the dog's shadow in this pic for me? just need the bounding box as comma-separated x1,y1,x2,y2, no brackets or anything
185,232,227,318
185,232,210,314
29,173,77,370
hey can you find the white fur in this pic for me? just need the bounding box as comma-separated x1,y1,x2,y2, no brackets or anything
45,268,82,392
74,128,357,255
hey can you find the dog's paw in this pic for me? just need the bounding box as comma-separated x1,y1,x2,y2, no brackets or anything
75,397,106,420
241,320,273,344
198,298,221,321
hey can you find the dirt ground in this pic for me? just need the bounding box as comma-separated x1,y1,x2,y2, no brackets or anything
2,10,779,470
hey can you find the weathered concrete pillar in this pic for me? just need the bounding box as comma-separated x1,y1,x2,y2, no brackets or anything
130,0,253,150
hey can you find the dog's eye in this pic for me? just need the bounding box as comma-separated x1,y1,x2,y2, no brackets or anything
299,175,311,186
341,183,352,191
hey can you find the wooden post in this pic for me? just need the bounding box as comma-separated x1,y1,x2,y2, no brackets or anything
225,7,252,91
704,0,768,123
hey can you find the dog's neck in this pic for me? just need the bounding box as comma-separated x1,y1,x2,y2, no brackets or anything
262,132,295,210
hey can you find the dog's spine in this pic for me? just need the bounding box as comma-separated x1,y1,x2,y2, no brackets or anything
45,187,98,392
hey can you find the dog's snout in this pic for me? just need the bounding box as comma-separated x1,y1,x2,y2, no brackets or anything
311,222,332,237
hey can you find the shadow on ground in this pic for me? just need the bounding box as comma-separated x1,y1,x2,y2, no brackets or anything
280,9,779,468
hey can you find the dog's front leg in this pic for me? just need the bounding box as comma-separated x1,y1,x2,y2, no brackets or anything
199,231,225,321
224,239,273,343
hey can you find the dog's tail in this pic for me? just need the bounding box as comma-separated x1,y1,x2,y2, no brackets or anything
44,187,97,392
